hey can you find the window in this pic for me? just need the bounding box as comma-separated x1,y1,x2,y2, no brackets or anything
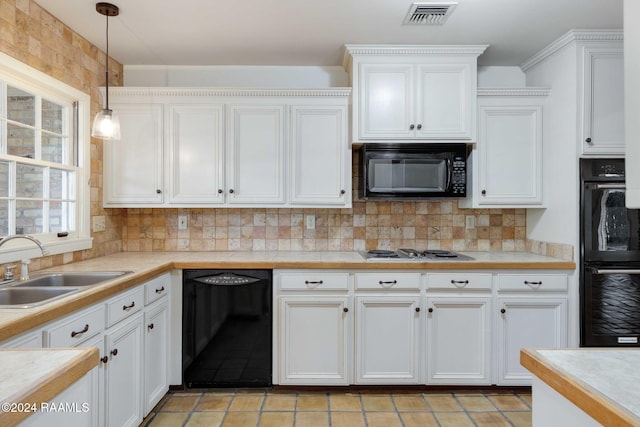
0,52,91,262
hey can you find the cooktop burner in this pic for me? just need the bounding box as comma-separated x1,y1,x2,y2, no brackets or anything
359,248,474,261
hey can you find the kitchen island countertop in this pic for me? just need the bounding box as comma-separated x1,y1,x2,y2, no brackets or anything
521,348,640,426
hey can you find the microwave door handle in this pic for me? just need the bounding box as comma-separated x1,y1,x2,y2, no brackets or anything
446,158,452,190
590,268,640,274
594,183,626,190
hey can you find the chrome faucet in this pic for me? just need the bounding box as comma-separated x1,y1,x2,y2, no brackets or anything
0,235,48,281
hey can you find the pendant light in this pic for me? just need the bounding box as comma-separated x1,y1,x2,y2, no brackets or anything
91,2,121,140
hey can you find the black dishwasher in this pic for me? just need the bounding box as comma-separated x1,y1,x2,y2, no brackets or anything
182,269,272,388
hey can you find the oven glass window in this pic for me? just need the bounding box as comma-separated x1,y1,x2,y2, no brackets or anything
587,188,640,252
587,271,640,336
368,158,447,193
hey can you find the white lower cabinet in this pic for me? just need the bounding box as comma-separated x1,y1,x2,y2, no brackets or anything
104,312,144,427
144,299,170,413
278,296,350,385
496,297,567,385
426,296,492,385
355,296,421,384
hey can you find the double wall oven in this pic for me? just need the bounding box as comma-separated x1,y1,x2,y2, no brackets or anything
581,158,640,346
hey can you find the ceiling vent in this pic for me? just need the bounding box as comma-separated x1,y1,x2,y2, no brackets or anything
403,2,457,25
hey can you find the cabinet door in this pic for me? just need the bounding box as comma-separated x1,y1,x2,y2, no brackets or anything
355,296,421,384
104,312,143,427
104,103,163,206
426,297,492,385
290,106,349,206
581,46,625,155
497,297,567,386
279,296,350,385
358,64,415,139
227,105,286,204
477,104,543,205
144,300,169,414
168,105,225,204
416,63,474,140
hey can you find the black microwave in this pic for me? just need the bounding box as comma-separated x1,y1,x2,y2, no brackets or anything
360,143,468,199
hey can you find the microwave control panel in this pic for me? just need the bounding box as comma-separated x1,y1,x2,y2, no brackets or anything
452,155,466,196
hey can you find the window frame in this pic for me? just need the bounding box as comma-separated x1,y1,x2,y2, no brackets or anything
0,52,91,263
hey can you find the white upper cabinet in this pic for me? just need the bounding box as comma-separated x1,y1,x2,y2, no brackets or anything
104,103,163,206
168,104,225,204
103,88,351,208
580,45,625,155
227,105,286,205
461,88,548,208
344,45,487,143
290,105,350,205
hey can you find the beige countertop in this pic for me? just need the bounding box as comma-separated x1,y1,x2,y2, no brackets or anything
521,348,640,426
0,347,99,426
0,250,574,342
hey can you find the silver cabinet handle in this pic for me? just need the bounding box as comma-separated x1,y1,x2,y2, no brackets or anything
594,183,625,190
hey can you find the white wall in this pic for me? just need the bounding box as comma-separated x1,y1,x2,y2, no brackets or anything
624,0,640,207
123,65,349,87
477,66,526,87
524,46,579,247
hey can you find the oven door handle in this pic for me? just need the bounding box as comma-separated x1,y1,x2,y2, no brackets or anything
594,183,626,190
590,268,640,274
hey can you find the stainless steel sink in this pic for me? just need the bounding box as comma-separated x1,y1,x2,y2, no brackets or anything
0,287,80,308
12,271,132,288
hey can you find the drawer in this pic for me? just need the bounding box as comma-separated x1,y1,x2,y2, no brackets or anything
355,273,421,290
279,273,349,290
145,273,170,305
46,304,105,348
426,273,492,290
106,286,144,327
498,274,568,292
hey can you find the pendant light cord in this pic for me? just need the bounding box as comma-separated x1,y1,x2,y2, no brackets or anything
104,11,109,110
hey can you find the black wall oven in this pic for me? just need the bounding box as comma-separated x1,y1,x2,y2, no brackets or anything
581,158,640,346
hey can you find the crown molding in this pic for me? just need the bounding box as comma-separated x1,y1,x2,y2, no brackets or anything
520,29,623,72
477,87,551,97
105,87,352,98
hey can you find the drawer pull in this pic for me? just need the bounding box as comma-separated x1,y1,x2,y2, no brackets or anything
148,323,155,330
101,356,108,364
500,308,506,314
155,286,165,294
343,307,349,313
415,307,421,313
428,307,434,313
379,280,397,287
524,280,543,287
111,349,118,357
451,280,469,288
70,324,89,338
304,280,323,288
122,301,135,311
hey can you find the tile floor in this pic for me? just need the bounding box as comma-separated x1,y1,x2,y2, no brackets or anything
141,388,532,427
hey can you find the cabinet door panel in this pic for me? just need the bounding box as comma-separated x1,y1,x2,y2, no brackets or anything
478,106,542,204
355,296,420,384
359,64,414,138
279,297,349,385
582,47,625,154
290,106,348,205
497,298,567,385
416,64,472,139
168,105,224,204
105,313,143,427
104,104,163,205
227,106,285,204
144,300,169,414
426,297,491,385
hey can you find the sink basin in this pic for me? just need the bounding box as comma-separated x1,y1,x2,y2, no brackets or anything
0,287,80,308
12,271,132,288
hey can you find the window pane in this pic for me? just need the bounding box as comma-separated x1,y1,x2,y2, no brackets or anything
0,200,8,236
42,133,65,163
7,124,35,158
16,200,42,234
50,169,66,199
16,164,43,198
49,201,69,232
7,86,35,126
0,162,8,198
42,99,64,134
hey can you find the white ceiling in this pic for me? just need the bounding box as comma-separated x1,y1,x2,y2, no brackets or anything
34,0,623,67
